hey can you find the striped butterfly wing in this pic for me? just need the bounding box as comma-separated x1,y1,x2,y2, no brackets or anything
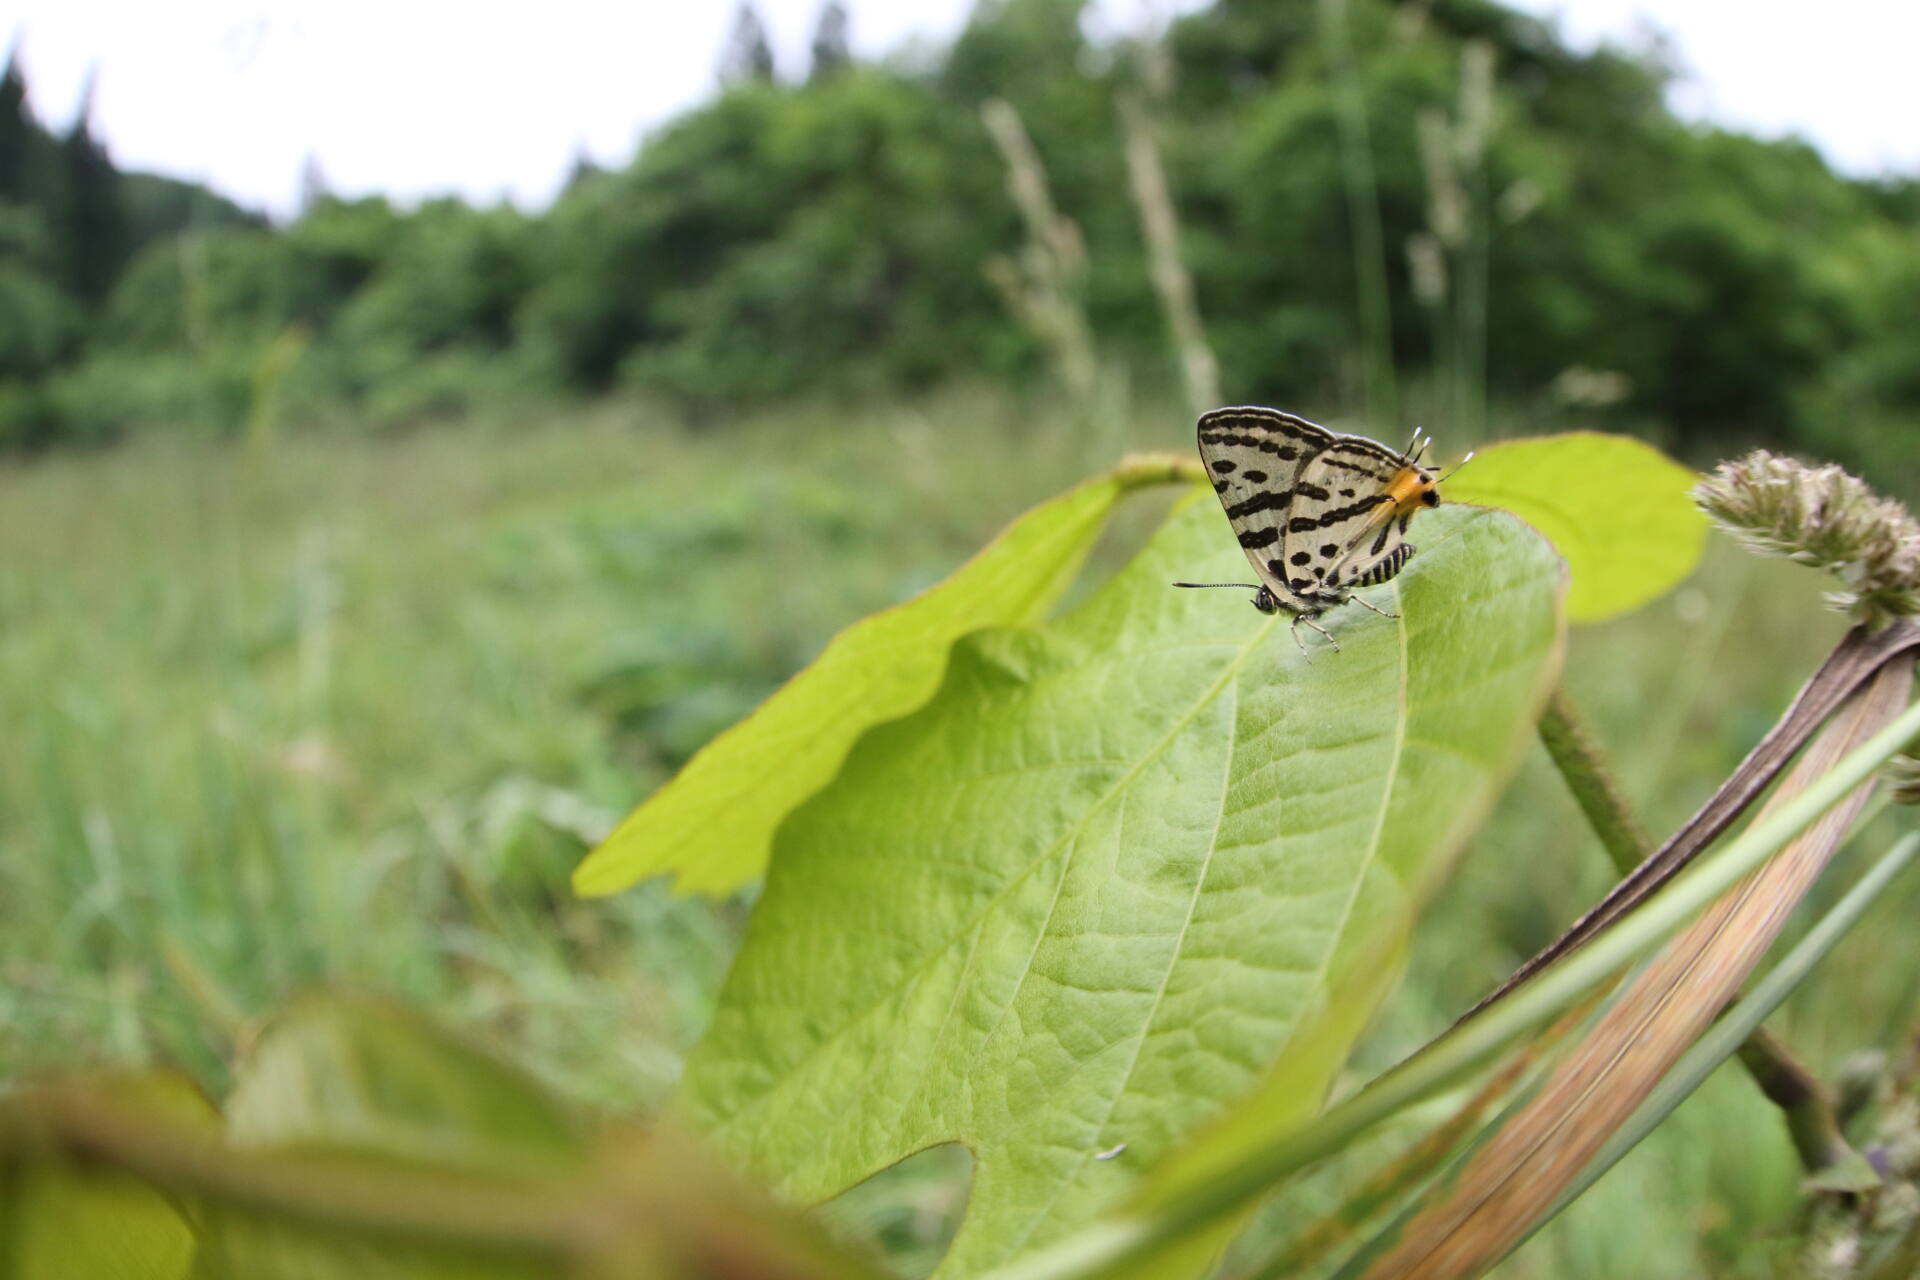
1196,407,1335,609
1331,514,1416,590
1279,437,1411,599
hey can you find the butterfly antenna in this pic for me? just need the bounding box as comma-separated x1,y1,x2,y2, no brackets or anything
1171,581,1261,590
1408,427,1431,465
1443,450,1477,482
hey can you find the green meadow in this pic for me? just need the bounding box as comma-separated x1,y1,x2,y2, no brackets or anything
5,386,1912,1276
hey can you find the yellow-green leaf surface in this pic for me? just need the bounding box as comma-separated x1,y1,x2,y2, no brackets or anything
575,462,1172,898
1445,432,1704,622
676,494,1565,1278
4,1073,214,1280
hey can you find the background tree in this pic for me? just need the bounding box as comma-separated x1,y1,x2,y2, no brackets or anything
718,3,778,86
54,74,129,306
808,1,852,83
0,53,33,203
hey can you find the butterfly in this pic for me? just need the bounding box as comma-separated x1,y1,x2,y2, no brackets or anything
1174,406,1465,654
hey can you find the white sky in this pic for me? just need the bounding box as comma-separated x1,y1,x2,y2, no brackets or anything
7,1,1918,220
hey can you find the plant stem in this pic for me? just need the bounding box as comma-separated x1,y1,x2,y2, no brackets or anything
1736,1026,1859,1176
1536,686,1650,876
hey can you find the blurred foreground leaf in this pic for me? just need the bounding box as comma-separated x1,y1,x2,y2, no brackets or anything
576,459,1188,899
1,1073,214,1280
678,496,1565,1277
1445,432,1705,623
1,994,894,1280
224,993,589,1174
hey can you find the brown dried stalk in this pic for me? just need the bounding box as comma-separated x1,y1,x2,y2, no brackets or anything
1356,655,1916,1280
1117,91,1219,417
1464,619,1920,1022
980,98,1098,404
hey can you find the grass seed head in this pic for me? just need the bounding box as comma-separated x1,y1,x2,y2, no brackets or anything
1692,450,1920,629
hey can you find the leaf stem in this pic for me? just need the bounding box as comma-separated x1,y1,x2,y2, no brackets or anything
1536,685,1650,876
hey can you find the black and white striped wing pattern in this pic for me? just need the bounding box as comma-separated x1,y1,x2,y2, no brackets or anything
1330,518,1415,590
1196,407,1336,611
1285,441,1409,595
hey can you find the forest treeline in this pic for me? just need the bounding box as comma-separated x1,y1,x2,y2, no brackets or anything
2,0,1917,459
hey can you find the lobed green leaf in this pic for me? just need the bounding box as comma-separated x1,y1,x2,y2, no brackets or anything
574,462,1180,898
677,493,1565,1277
1445,432,1705,623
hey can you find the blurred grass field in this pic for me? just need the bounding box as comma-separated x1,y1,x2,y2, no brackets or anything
4,390,1915,1277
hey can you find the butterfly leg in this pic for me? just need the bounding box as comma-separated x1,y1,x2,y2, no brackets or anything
1290,612,1339,656
1349,593,1399,620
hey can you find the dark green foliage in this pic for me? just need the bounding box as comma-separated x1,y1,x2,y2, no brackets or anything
3,0,1919,458
522,71,1013,405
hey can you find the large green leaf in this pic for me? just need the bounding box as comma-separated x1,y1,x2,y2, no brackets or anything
676,493,1565,1277
1444,432,1704,623
575,461,1178,898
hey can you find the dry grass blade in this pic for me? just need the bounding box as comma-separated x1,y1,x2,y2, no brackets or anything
1249,996,1603,1280
1354,655,1916,1280
1117,91,1218,417
1466,619,1920,1020
980,97,1098,403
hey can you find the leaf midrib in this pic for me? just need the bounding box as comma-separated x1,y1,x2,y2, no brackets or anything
702,618,1283,1143
993,575,1418,1261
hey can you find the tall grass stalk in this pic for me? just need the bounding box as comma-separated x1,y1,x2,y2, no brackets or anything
1118,91,1219,417
1316,0,1398,429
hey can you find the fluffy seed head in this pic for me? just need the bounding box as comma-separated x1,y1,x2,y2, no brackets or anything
1692,451,1920,630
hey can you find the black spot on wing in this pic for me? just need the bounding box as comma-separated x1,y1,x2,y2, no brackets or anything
1319,543,1338,558
1211,459,1236,474
1289,551,1311,566
1241,469,1268,484
1294,481,1330,502
1339,488,1356,498
1237,526,1279,549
